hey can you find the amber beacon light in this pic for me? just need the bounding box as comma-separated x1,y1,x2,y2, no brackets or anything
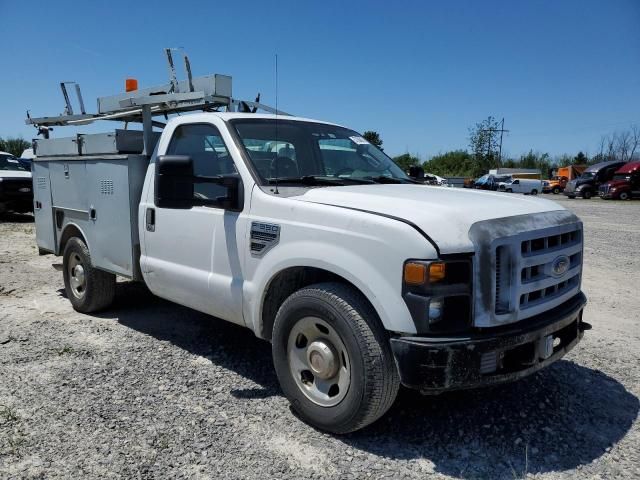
125,78,138,92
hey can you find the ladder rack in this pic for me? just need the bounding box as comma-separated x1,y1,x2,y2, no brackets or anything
26,49,289,155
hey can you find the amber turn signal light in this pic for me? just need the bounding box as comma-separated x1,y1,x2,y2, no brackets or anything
404,262,427,285
429,262,446,283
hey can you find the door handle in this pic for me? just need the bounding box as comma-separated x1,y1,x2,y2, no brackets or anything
146,208,155,232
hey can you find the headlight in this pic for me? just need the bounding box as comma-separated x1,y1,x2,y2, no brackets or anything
402,259,472,334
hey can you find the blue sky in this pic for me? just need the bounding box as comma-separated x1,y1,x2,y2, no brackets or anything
1,0,638,159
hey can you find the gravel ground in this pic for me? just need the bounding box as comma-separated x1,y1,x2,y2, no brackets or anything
1,195,639,479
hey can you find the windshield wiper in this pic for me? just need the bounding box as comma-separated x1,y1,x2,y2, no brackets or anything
266,175,349,186
364,176,418,184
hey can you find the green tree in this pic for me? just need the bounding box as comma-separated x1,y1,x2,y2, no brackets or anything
518,150,553,178
422,150,475,177
573,151,588,164
362,131,383,148
392,153,420,172
0,137,31,157
468,116,501,176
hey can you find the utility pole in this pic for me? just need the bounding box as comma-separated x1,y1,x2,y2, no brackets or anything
482,117,509,167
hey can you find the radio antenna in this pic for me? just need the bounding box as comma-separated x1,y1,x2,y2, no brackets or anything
273,54,280,195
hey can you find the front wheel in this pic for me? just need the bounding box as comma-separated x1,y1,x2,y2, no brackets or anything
63,237,116,313
506,188,513,193
618,191,630,200
272,283,399,434
582,189,592,200
552,187,561,194
531,189,538,195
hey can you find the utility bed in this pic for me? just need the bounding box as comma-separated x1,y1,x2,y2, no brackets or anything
32,151,148,279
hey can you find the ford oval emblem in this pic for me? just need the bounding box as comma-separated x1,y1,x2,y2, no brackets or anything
551,255,570,277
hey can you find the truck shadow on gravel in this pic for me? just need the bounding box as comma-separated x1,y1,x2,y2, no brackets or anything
94,281,638,480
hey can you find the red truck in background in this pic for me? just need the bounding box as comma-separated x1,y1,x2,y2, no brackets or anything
544,165,587,194
599,161,640,200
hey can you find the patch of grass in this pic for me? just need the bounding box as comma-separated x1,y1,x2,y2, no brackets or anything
153,434,170,450
6,433,26,457
57,345,75,356
0,404,19,424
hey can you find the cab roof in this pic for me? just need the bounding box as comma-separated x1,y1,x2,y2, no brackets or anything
615,161,640,174
585,160,626,172
203,112,345,128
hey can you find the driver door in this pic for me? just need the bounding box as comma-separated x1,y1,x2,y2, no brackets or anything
141,122,246,325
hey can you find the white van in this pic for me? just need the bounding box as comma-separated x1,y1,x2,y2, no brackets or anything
499,178,542,195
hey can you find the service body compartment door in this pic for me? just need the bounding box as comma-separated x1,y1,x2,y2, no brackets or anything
49,161,88,212
32,161,56,252
85,158,135,276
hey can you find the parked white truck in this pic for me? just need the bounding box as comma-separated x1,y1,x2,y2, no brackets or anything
28,56,589,433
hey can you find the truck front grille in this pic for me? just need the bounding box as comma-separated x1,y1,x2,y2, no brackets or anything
599,184,610,195
492,224,582,322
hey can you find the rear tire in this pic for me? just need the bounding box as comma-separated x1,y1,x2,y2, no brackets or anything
63,237,115,313
272,282,399,434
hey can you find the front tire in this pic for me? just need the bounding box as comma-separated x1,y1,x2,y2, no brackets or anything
506,188,513,193
272,282,399,434
582,189,592,199
63,237,116,313
618,191,630,200
552,187,561,194
531,189,538,195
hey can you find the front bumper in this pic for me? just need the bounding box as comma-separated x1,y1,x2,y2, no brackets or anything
390,292,588,393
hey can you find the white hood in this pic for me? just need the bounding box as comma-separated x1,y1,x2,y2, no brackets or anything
292,185,566,253
0,170,31,179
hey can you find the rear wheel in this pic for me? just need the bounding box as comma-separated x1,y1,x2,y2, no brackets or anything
63,237,115,313
272,282,399,434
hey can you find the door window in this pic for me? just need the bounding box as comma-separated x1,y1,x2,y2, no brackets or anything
166,124,237,201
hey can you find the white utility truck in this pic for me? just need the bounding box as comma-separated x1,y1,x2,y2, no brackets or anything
28,52,589,433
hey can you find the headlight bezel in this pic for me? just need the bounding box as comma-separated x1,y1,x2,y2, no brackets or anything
402,257,473,334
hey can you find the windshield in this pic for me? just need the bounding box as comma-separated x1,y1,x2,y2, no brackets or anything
0,155,27,172
231,119,410,185
579,171,595,179
612,174,630,181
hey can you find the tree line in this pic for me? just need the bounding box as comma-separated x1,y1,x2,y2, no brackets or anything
379,119,640,179
0,137,31,157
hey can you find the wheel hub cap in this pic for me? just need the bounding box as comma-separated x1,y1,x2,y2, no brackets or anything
73,265,85,285
307,341,338,379
286,317,351,407
67,253,87,299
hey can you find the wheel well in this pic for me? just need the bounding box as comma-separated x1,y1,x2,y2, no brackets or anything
58,224,86,255
260,267,369,341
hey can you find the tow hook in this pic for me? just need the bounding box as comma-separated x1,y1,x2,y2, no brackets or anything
579,321,592,332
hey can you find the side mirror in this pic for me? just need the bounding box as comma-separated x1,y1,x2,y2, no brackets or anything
155,155,243,211
155,155,195,209
408,165,425,180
